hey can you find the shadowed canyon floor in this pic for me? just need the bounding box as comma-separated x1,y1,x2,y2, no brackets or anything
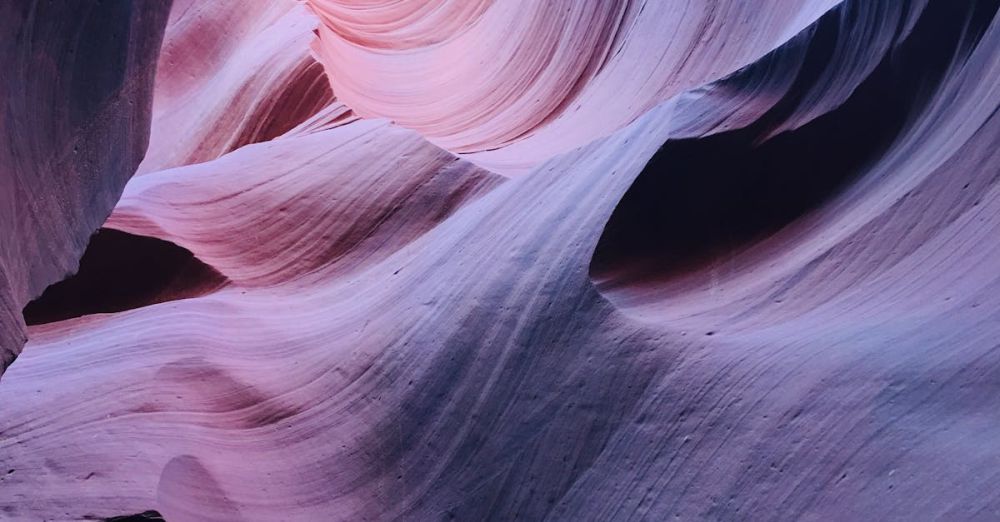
2,0,1000,520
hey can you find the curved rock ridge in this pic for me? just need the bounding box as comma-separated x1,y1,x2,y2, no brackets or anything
1,0,999,520
308,0,842,173
0,0,171,376
308,0,493,50
107,119,503,287
138,1,345,175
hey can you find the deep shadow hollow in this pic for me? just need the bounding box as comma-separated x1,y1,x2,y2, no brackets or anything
23,228,228,325
590,0,997,295
98,510,165,521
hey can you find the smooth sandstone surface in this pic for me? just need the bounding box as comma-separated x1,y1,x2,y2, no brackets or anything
1,0,999,520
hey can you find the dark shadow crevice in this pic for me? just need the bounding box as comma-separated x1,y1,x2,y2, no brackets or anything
100,510,165,522
23,229,228,325
590,0,998,297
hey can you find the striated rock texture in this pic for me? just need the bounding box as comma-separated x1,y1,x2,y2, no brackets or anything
2,0,1000,520
308,0,841,174
137,0,347,175
0,1,171,376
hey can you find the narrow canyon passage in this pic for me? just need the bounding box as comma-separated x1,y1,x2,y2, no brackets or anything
1,0,999,520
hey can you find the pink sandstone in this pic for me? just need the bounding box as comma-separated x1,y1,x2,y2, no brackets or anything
1,1,999,520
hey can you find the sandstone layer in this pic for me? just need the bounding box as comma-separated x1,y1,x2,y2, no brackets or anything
2,0,999,520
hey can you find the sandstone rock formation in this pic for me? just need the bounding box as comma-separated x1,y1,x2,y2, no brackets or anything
0,0,171,377
2,0,999,520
